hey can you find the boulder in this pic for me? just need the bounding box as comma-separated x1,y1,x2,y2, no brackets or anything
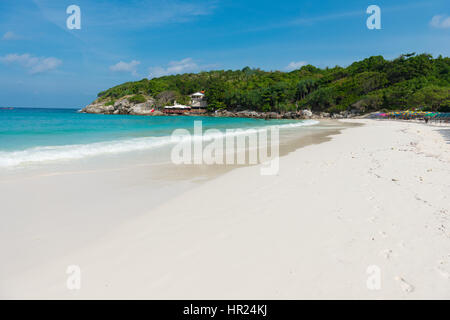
114,99,130,108
129,101,155,115
265,112,279,119
301,109,313,118
236,110,260,118
83,103,115,114
150,110,165,116
215,110,236,117
82,96,158,115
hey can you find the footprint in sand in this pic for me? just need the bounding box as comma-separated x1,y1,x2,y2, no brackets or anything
380,249,392,259
379,231,388,238
395,276,414,293
368,216,378,223
436,260,450,279
436,267,450,279
369,205,381,215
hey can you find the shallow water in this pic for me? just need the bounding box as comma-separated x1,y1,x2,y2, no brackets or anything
0,108,318,168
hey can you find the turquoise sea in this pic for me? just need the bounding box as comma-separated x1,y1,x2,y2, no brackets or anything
0,108,318,167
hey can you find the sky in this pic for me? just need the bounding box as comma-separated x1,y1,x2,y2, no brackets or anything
0,0,449,108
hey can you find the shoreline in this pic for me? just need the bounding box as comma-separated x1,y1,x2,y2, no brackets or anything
0,118,342,174
0,111,320,170
2,119,450,299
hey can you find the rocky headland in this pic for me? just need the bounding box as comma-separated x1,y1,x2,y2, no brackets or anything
81,96,362,120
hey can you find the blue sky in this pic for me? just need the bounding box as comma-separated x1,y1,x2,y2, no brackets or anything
0,0,449,108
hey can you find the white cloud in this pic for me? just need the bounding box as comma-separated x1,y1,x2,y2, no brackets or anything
0,53,62,74
285,61,307,71
430,15,450,29
149,58,199,78
2,31,19,40
110,60,141,76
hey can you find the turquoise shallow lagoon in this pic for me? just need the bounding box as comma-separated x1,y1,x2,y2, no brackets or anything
0,108,317,167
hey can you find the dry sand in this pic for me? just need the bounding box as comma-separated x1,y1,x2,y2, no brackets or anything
1,119,449,299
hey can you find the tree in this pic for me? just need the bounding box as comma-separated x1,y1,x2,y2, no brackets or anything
156,90,176,107
409,85,450,111
205,79,228,111
303,87,336,111
296,79,318,100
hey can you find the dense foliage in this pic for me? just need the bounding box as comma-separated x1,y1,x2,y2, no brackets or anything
97,53,450,113
128,94,147,104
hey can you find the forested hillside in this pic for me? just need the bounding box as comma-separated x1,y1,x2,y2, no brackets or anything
96,53,450,114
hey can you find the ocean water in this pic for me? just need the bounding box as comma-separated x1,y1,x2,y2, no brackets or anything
0,108,318,168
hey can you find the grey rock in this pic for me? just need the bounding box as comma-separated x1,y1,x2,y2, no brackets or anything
129,101,154,115
82,96,158,116
301,109,313,118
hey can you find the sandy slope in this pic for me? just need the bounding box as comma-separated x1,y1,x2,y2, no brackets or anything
2,120,450,299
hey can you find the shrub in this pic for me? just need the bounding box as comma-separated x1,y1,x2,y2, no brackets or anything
129,94,147,104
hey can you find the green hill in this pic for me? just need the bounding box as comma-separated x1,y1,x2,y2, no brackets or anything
96,53,450,114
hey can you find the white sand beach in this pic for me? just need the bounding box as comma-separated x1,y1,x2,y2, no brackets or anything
1,119,449,299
